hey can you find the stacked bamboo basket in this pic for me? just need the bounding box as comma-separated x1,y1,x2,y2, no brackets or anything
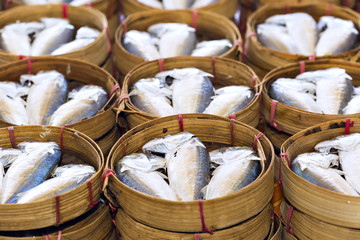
0,57,120,156
104,114,275,239
244,3,360,78
118,56,261,129
280,119,360,239
0,126,108,234
113,9,241,81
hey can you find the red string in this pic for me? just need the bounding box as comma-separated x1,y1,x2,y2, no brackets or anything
57,231,61,240
253,132,264,152
345,119,354,135
55,196,61,226
5,0,11,10
158,58,164,72
230,113,236,146
109,84,120,98
326,4,334,16
105,26,113,54
194,233,201,240
117,94,130,106
270,100,281,132
286,205,294,234
285,3,291,14
198,200,213,234
45,235,52,240
86,2,91,7
344,0,349,7
122,21,128,34
211,56,217,84
308,55,316,61
7,126,16,148
87,179,99,208
192,10,198,30
108,202,121,240
26,57,32,74
357,2,360,12
240,6,247,35
18,55,24,60
178,114,184,132
59,125,69,153
242,32,256,57
62,4,68,19
101,168,116,185
120,137,126,155
299,61,305,74
251,75,258,90
279,153,291,189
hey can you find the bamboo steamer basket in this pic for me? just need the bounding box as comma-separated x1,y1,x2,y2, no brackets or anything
0,201,113,239
269,215,282,240
263,59,360,136
96,125,122,158
104,114,274,232
117,204,272,240
0,57,119,141
113,9,241,77
280,118,360,228
0,125,104,231
120,0,238,19
280,200,360,240
108,11,119,42
245,3,360,73
264,123,291,151
0,4,110,66
119,56,261,129
240,0,356,9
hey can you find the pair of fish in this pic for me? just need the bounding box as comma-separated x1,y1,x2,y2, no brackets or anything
0,18,99,56
117,132,262,201
22,0,97,6
0,70,108,126
138,0,219,9
123,23,232,60
257,13,358,56
292,133,360,196
270,67,355,115
129,67,254,117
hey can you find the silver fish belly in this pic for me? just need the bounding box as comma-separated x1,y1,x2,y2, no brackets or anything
191,39,232,57
0,92,29,125
166,137,210,201
338,149,360,194
123,30,160,61
158,29,196,58
138,0,163,8
162,0,195,9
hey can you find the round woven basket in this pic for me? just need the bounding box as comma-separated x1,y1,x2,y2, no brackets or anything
245,3,360,73
119,56,261,129
269,215,282,240
0,4,110,66
262,59,360,136
120,0,238,19
0,57,119,141
280,118,360,229
96,125,122,158
281,200,360,240
240,0,356,9
113,9,241,77
0,125,104,231
104,114,274,232
117,204,272,239
0,201,113,239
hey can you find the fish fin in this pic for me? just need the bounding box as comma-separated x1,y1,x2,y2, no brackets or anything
200,185,208,199
155,171,168,179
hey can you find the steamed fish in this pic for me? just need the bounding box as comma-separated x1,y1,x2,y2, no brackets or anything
0,81,29,98
205,147,261,199
191,39,232,57
123,30,160,61
162,0,195,9
138,0,162,8
0,92,29,125
192,0,218,8
343,87,360,114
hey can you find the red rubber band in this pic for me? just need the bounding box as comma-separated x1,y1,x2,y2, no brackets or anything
26,57,32,74
326,4,334,16
108,202,121,240
117,94,130,106
230,113,236,146
285,3,291,14
120,137,126,155
279,153,291,189
57,231,61,240
357,2,360,12
109,84,120,98
344,0,349,7
5,0,11,10
192,10,198,30
55,196,61,226
122,21,128,34
345,119,354,135
178,114,184,132
158,58,164,72
254,132,264,152
18,55,24,60
251,75,258,90
87,179,99,208
243,32,256,57
101,168,116,185
286,205,294,234
198,200,213,234
59,125,69,153
299,61,305,74
194,233,201,240
270,100,281,132
105,26,113,54
211,56,217,84
62,4,68,19
308,55,316,61
45,235,52,240
7,126,16,148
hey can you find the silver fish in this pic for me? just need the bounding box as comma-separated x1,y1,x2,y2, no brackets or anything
205,147,261,199
0,22,44,55
203,86,254,117
48,85,107,126
172,75,214,113
163,0,195,9
315,133,360,154
69,0,97,6
295,67,352,82
191,0,218,8
316,16,358,56
75,26,100,39
191,39,232,57
343,95,360,114
166,137,210,201
0,81,29,98
132,78,172,98
257,23,299,54
291,152,358,196
31,18,74,56
1,142,62,203
22,0,63,4
159,29,196,58
116,153,177,200
16,164,95,204
22,71,68,125
138,0,163,8
148,23,193,37
123,30,160,61
142,132,195,155
0,92,29,125
271,78,317,96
